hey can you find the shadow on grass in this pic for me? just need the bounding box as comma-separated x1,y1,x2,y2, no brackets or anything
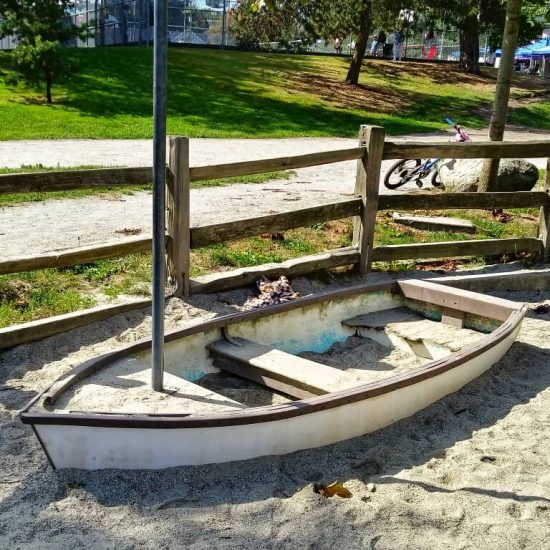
12,47,482,137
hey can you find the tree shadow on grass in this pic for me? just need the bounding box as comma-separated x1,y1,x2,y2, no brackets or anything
56,48,461,137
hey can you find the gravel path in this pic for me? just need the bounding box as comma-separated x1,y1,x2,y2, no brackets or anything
1,129,549,260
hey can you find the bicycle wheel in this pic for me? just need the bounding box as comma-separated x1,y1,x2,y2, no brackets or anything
384,159,421,189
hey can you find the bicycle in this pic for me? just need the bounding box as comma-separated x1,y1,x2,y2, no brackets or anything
384,120,471,190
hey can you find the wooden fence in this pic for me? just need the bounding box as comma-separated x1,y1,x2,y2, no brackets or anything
1,126,550,303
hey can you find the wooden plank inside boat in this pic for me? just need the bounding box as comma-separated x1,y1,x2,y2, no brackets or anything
342,306,485,360
207,337,358,398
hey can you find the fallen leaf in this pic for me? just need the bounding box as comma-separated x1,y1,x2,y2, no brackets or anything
313,482,352,498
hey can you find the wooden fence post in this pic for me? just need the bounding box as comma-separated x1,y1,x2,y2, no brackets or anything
166,136,190,297
352,125,386,275
538,158,550,262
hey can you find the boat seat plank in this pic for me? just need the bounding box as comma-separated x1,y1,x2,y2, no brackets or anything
207,337,357,398
342,306,484,359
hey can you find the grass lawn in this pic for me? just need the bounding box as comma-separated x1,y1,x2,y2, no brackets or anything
1,47,547,140
510,100,550,130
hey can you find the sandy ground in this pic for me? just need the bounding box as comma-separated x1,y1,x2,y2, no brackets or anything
2,130,549,260
1,268,550,550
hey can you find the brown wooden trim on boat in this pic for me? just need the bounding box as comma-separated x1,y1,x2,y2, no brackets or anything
19,284,527,429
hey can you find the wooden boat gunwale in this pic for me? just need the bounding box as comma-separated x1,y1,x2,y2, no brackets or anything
20,280,527,430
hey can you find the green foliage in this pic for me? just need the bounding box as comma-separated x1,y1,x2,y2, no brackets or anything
9,38,68,102
0,0,84,102
231,0,311,49
480,0,550,48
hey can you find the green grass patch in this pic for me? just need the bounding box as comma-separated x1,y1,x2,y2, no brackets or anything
0,209,539,327
0,47,516,140
510,101,550,130
536,168,546,188
0,270,94,327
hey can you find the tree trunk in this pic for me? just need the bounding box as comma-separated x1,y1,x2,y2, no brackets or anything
478,0,522,192
46,76,52,104
459,12,480,74
345,2,371,85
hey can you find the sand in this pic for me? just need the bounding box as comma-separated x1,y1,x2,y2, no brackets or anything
1,270,550,549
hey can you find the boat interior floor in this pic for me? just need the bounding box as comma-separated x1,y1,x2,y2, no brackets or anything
51,306,488,415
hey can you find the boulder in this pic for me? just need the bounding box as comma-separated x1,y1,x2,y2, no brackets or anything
438,159,539,192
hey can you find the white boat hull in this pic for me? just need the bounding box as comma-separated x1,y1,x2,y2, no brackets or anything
33,325,519,470
22,280,526,470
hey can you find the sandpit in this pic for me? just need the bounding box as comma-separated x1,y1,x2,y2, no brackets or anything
1,270,549,549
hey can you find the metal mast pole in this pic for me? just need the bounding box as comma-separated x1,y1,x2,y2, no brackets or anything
151,0,168,391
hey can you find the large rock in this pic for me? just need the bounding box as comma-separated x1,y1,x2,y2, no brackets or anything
438,159,539,192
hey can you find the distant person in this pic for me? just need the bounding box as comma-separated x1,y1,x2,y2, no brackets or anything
334,37,342,54
393,28,403,61
370,30,386,56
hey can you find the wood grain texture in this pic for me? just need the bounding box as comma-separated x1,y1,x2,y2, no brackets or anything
189,247,360,294
382,140,550,161
0,300,151,350
352,126,368,267
358,126,385,274
538,158,550,262
190,199,362,248
0,167,153,194
188,147,365,181
379,191,549,211
372,238,542,261
0,236,157,275
166,137,190,297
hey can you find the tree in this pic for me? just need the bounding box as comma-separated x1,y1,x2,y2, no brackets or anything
230,0,310,50
230,0,402,84
478,0,522,192
0,0,84,103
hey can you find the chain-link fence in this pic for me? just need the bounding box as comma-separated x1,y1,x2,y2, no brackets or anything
2,7,493,67
0,0,239,49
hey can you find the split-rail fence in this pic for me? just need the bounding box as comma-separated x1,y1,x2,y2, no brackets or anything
1,125,549,347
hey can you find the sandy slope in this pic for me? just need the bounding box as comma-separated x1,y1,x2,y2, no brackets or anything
1,270,549,550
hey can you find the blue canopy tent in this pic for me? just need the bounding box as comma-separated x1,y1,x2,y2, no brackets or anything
530,45,550,57
496,38,550,62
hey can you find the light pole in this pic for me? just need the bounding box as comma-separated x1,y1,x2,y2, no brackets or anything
151,0,168,391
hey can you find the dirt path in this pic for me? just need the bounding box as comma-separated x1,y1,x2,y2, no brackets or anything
1,130,548,260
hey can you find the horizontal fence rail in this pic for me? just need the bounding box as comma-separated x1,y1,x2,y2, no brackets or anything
0,236,154,275
372,238,542,262
0,167,153,195
382,140,550,161
189,147,365,182
190,247,360,294
379,191,550,210
190,199,363,248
